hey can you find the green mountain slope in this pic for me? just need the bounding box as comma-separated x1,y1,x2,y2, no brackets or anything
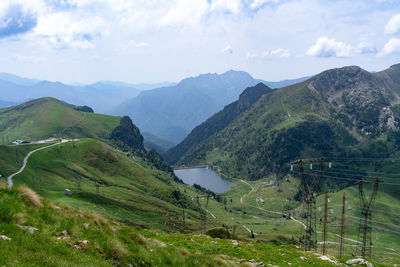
0,97,120,142
112,70,262,144
0,97,182,226
164,82,273,164
172,64,400,180
1,139,195,227
0,182,362,266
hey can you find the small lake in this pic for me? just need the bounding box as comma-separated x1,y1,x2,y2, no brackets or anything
174,167,232,193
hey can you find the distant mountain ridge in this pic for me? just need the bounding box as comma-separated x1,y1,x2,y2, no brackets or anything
169,64,400,180
164,82,273,163
261,75,313,89
0,77,140,114
0,71,311,151
113,70,268,145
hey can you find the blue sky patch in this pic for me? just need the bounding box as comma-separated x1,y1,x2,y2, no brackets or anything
0,4,37,38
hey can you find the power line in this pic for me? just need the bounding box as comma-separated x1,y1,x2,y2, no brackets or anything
328,167,400,177
292,170,400,186
345,214,400,229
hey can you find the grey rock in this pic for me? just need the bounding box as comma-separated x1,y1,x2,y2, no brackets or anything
346,258,373,267
0,235,11,241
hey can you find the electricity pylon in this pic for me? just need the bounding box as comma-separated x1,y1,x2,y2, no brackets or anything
339,192,345,258
356,178,382,258
292,158,328,251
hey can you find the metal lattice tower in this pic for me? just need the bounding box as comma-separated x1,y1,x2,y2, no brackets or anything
356,179,382,258
322,191,329,255
293,158,328,251
339,192,345,258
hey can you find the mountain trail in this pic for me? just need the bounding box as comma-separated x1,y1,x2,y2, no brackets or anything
7,140,70,188
239,179,254,203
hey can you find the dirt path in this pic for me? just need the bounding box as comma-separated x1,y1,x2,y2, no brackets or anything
7,140,69,188
238,179,306,229
240,179,254,203
59,113,87,136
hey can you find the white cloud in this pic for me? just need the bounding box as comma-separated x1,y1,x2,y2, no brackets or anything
306,37,353,58
384,13,400,35
246,0,281,9
262,48,290,58
246,52,258,60
32,12,108,49
158,0,209,28
246,48,290,60
12,54,39,62
357,41,377,54
221,45,233,54
129,40,148,48
211,0,242,14
382,37,400,55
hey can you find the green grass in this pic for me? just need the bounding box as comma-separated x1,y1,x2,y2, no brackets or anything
0,139,200,230
172,171,400,265
0,183,375,266
0,97,120,142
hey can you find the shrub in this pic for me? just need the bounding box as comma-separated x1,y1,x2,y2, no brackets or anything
17,185,41,207
206,227,231,239
107,239,128,260
0,200,16,223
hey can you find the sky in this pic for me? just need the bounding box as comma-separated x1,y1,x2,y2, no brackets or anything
0,0,400,84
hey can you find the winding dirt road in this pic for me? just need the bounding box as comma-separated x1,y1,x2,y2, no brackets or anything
7,140,69,188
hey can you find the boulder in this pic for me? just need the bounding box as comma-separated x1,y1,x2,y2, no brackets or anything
0,235,11,241
346,258,373,267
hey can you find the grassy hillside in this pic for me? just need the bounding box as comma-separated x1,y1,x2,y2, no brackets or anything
172,64,400,181
188,173,400,265
0,139,198,229
0,97,120,142
0,182,385,266
0,137,396,265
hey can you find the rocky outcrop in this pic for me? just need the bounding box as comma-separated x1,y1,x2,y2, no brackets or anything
110,116,144,150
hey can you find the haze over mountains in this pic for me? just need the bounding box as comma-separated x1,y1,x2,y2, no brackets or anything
168,63,400,182
112,71,311,146
2,64,400,266
0,71,309,151
0,72,176,114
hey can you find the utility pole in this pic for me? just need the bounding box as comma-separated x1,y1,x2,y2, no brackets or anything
15,146,19,164
181,209,185,234
168,213,171,234
206,195,210,209
356,179,382,258
199,213,203,233
203,213,207,233
322,191,329,255
339,192,345,258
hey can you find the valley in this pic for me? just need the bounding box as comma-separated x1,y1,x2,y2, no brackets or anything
1,1,399,266
1,64,400,266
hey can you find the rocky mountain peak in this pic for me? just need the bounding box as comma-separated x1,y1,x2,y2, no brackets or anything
237,82,272,109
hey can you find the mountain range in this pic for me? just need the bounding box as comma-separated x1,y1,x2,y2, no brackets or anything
167,64,400,182
0,73,178,114
0,71,309,149
112,70,311,147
